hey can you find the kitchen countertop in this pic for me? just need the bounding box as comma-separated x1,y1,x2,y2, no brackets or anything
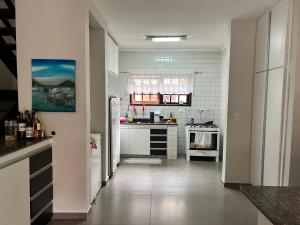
241,185,300,225
0,137,53,169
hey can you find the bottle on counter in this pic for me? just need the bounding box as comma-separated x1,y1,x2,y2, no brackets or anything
18,112,26,140
33,112,41,139
25,110,33,140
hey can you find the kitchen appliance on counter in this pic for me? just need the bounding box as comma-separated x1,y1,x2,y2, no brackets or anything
185,122,220,162
109,96,120,177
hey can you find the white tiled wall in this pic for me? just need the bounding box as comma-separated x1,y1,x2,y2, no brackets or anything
109,50,227,154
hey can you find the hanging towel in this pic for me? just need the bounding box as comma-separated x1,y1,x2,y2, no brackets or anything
194,132,212,148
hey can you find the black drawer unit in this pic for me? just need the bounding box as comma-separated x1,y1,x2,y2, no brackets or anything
151,136,167,142
150,150,167,156
30,166,52,197
31,203,53,225
30,147,52,175
150,128,167,156
151,129,167,135
150,142,167,149
30,147,53,225
31,185,53,218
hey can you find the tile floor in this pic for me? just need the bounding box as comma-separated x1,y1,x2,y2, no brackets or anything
49,158,257,225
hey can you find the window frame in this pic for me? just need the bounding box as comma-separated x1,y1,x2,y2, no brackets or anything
130,92,192,106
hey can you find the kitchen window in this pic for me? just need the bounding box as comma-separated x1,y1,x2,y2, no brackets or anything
130,93,192,106
127,71,193,106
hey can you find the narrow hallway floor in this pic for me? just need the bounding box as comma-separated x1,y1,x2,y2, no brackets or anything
50,158,257,225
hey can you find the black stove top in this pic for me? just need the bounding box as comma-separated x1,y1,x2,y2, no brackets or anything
185,121,218,128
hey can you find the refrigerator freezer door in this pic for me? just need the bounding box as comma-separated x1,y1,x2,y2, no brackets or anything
109,97,121,175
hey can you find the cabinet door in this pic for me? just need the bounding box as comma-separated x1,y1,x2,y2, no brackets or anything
120,128,130,154
129,128,150,155
269,0,289,69
113,43,119,75
250,72,267,185
0,159,30,225
108,36,114,72
255,12,270,73
263,68,285,186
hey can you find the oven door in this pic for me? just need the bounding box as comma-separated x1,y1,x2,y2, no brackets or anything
188,131,218,150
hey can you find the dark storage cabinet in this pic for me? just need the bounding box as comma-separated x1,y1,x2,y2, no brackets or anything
150,129,167,156
30,147,53,225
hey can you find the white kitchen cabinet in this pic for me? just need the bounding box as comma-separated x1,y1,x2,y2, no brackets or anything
120,128,130,154
250,72,267,185
120,127,150,155
0,159,30,225
107,35,119,75
269,0,289,69
263,68,285,186
129,128,150,155
255,12,270,73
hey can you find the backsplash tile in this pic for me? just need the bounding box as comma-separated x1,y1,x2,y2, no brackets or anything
109,50,227,154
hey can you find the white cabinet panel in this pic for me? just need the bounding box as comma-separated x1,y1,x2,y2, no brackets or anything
120,128,130,154
0,159,30,225
113,43,119,75
108,36,114,72
250,72,267,185
269,0,289,69
263,68,285,186
129,128,150,155
255,13,270,73
107,35,119,75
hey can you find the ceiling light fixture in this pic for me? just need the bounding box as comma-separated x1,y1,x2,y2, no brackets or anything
146,35,187,42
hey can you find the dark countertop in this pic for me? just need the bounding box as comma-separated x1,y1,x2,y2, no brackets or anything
241,185,300,225
121,122,178,126
0,137,52,158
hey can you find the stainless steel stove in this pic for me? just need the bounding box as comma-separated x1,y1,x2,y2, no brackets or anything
185,122,220,161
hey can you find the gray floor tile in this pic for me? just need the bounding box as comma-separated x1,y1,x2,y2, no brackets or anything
50,157,257,225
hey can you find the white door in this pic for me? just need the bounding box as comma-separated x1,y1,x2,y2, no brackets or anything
129,128,150,155
111,97,120,173
255,12,270,73
263,68,285,186
120,128,130,154
250,72,267,185
269,0,289,69
0,159,30,225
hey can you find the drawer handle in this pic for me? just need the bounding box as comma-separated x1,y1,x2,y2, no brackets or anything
30,164,52,179
30,183,53,202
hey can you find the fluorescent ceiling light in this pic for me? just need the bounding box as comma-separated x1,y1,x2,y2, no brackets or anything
146,35,187,42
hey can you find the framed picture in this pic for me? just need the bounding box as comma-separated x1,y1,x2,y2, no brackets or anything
32,59,76,112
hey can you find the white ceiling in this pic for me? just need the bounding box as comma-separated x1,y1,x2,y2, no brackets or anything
95,0,278,50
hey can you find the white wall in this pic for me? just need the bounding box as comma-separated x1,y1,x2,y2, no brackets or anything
109,50,227,154
284,0,300,186
16,0,91,215
0,61,17,90
222,19,256,184
89,26,109,182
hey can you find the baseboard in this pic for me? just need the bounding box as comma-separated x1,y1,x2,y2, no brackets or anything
52,212,88,220
222,182,250,190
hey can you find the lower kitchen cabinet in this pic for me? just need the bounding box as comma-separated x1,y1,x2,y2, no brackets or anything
120,127,150,155
0,145,53,225
120,125,178,158
0,158,30,225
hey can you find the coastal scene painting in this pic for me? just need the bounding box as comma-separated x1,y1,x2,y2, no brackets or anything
32,59,76,112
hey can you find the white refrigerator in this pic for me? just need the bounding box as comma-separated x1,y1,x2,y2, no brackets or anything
109,97,120,176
